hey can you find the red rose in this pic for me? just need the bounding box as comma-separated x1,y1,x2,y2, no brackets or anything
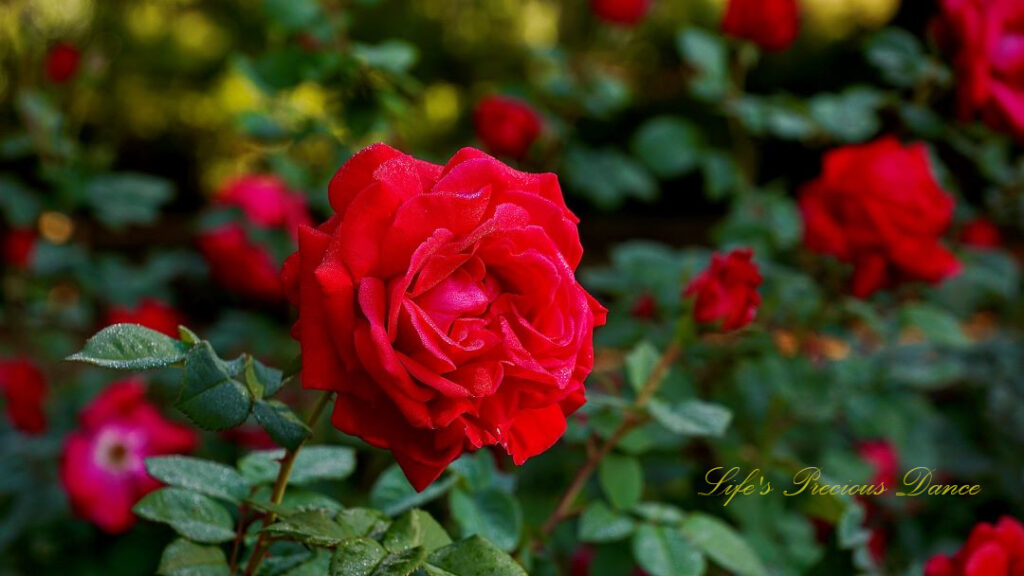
799,137,960,298
858,440,899,488
105,298,185,338
590,0,652,26
45,42,81,84
60,380,198,533
684,248,762,331
924,516,1024,576
282,144,606,490
198,174,311,302
473,96,543,160
722,0,800,52
960,218,1002,249
0,359,47,434
3,228,35,269
630,293,658,321
937,0,1024,137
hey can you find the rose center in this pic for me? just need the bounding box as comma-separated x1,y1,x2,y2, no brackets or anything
93,428,138,474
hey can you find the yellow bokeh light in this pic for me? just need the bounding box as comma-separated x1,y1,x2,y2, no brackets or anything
38,211,74,244
285,82,330,120
172,10,229,58
216,69,267,115
422,83,460,127
520,1,559,49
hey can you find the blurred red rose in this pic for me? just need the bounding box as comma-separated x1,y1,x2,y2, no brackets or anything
858,440,899,488
937,0,1024,137
3,228,35,269
198,175,311,302
45,42,81,84
590,0,652,26
282,144,605,490
684,248,762,331
722,0,800,52
105,298,185,338
0,359,47,434
924,516,1024,576
222,424,278,450
630,293,658,320
60,379,198,533
960,218,1002,249
473,96,543,160
799,137,960,298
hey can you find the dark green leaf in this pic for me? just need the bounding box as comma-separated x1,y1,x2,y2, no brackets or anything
578,502,636,543
449,488,521,552
901,304,970,348
631,524,704,576
330,537,386,576
599,454,644,510
427,536,527,576
676,28,729,100
145,456,250,503
648,399,732,437
371,465,457,517
625,342,659,394
383,509,452,554
631,117,703,179
133,488,235,543
67,324,190,370
252,400,311,450
681,513,767,576
336,507,392,540
264,509,351,547
156,538,230,576
239,446,356,485
86,173,174,229
178,342,253,430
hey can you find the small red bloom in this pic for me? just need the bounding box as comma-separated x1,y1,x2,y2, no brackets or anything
590,0,652,26
858,440,899,488
216,175,312,235
60,380,198,533
473,96,543,160
630,293,658,320
722,0,800,52
0,359,47,434
45,42,81,84
924,516,1024,576
960,218,1002,249
799,137,960,298
105,298,185,338
282,144,605,491
684,248,762,331
3,228,35,269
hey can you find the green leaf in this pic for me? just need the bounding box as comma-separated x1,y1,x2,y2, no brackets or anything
264,509,351,547
632,502,686,525
0,177,41,226
252,400,311,450
239,446,356,485
625,341,660,394
371,465,457,517
449,488,522,552
156,538,230,576
67,324,190,370
599,454,644,510
371,546,426,576
631,117,703,179
901,304,970,348
808,88,884,143
133,488,235,543
681,513,767,576
383,509,452,554
578,502,636,543
178,342,253,430
427,536,527,576
865,28,949,88
631,524,705,576
336,507,392,539
352,41,419,74
86,173,174,229
564,146,657,210
263,0,322,30
330,537,387,576
648,399,732,437
145,456,250,503
676,28,729,100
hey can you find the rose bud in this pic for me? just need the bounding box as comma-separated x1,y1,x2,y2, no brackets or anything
473,95,543,160
60,380,198,533
590,0,653,26
0,359,48,434
104,298,186,338
45,42,81,84
799,137,960,298
684,248,762,332
281,144,606,490
722,0,800,52
924,516,1024,576
960,218,1002,249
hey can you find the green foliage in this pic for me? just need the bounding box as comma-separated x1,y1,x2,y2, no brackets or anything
67,324,190,370
145,456,250,504
449,488,522,552
631,524,705,576
133,488,236,544
157,539,230,576
239,446,356,485
599,454,644,511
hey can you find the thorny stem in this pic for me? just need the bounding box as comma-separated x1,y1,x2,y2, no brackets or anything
242,391,334,576
540,339,683,537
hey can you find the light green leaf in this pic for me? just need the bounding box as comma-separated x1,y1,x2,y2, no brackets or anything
449,488,522,552
599,454,644,510
67,324,189,370
625,341,659,394
156,538,230,576
239,446,356,485
383,509,452,554
427,536,527,576
86,173,174,229
263,509,351,547
631,117,703,179
901,304,970,348
578,502,636,543
133,488,235,543
648,399,732,437
330,537,386,576
681,512,767,576
145,456,250,503
631,524,705,576
371,465,457,517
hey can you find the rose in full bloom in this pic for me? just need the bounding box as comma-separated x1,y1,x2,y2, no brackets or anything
473,96,543,160
0,359,47,434
590,0,652,26
924,516,1024,576
45,42,81,84
60,380,198,533
198,175,312,302
684,248,762,331
722,0,800,52
282,144,605,490
960,218,1002,249
105,298,185,338
799,137,960,298
3,228,35,269
936,0,1024,137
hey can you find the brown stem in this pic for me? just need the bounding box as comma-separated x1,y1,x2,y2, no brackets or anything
540,340,682,537
242,392,334,576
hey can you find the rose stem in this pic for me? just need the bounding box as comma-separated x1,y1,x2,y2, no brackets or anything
540,340,682,538
242,391,334,576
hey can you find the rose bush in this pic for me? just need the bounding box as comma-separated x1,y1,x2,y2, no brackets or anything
282,144,605,490
684,248,762,331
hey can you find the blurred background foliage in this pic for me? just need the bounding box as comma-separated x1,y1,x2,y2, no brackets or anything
0,0,1022,575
